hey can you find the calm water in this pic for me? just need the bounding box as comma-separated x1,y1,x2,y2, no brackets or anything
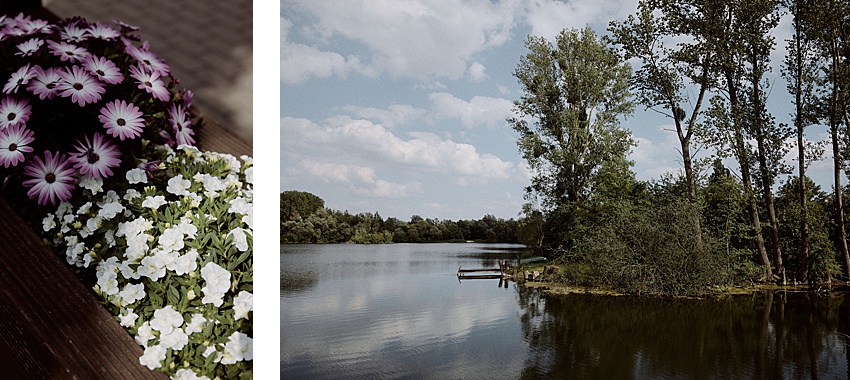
281,244,850,379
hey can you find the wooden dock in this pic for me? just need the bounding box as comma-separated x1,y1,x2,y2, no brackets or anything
456,261,511,280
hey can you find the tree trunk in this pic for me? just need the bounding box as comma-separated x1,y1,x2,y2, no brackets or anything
792,12,810,282
831,35,849,282
728,69,771,277
752,49,783,275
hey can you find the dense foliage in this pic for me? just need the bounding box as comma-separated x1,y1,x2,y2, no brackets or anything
280,191,519,244
509,1,850,295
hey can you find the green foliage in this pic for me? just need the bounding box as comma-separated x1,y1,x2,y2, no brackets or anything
280,191,519,244
776,177,840,281
563,196,732,296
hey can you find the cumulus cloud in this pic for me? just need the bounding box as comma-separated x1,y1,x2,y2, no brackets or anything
294,160,418,198
524,0,639,40
428,92,514,129
467,61,488,81
283,116,515,181
283,0,521,80
343,104,428,129
281,17,370,84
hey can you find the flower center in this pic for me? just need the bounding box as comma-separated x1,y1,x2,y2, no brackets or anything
45,173,56,183
65,50,74,56
96,69,105,76
8,143,16,151
144,81,152,87
73,83,83,90
176,123,182,131
87,150,100,164
46,82,56,89
7,113,15,121
117,118,126,126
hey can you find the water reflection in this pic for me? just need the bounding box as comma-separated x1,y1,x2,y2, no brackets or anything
282,244,850,380
516,288,850,379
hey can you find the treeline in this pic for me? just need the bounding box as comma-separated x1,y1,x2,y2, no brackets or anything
280,191,520,244
510,0,850,296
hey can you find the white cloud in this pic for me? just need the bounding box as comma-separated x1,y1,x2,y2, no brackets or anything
343,104,428,129
283,116,515,181
467,61,488,81
284,0,521,80
428,92,514,129
280,17,370,84
293,160,419,198
524,0,638,40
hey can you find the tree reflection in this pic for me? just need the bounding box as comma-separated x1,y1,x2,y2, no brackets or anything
515,289,849,379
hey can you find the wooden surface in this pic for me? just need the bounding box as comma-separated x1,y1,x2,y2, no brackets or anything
0,197,169,379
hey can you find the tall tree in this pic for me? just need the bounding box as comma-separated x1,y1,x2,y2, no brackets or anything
739,0,787,277
698,0,775,277
817,0,850,279
509,27,634,246
781,0,823,281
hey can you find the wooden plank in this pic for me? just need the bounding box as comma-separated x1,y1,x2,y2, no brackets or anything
197,114,253,157
0,199,168,379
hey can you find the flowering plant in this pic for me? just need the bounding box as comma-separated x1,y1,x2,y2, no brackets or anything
43,144,253,380
0,13,198,207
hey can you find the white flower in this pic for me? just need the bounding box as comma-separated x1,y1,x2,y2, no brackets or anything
185,313,207,334
42,214,56,231
186,192,202,207
79,176,104,194
158,227,185,252
141,195,166,209
242,211,253,230
222,332,253,364
86,215,102,232
159,327,189,350
119,283,145,305
150,305,183,335
172,249,198,275
117,216,152,237
138,255,166,280
201,262,230,295
124,188,141,200
97,272,120,295
56,201,73,218
173,368,210,380
201,174,226,193
139,344,166,370
119,308,138,327
135,321,155,346
125,234,150,262
228,227,250,251
77,202,93,215
119,259,139,279
228,197,251,215
167,174,191,196
244,166,253,184
233,291,253,320
202,345,218,359
98,201,124,219
126,168,147,184
176,217,198,239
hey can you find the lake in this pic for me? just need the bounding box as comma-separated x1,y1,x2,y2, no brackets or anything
281,243,850,379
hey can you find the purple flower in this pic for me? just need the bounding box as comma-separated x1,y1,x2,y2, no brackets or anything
23,151,77,206
86,22,119,40
0,124,34,168
27,66,61,100
129,64,169,102
0,96,31,130
15,38,43,57
70,133,121,179
57,65,105,107
169,103,195,146
126,44,170,75
99,99,144,140
3,64,35,94
19,15,51,35
84,56,124,85
47,40,90,63
178,88,194,109
113,19,140,32
60,22,88,42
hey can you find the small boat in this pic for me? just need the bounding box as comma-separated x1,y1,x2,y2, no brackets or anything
519,256,548,264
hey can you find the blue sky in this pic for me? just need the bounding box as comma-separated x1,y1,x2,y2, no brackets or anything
281,0,835,221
